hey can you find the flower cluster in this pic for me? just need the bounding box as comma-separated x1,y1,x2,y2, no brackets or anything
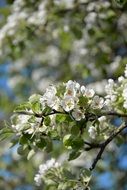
34,158,91,189
10,79,109,148
40,80,104,121
105,65,127,112
11,113,42,135
11,68,127,143
34,158,60,186
0,0,47,56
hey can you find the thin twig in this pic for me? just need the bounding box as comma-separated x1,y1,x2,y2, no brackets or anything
99,111,127,118
14,111,42,117
89,124,127,171
84,141,102,151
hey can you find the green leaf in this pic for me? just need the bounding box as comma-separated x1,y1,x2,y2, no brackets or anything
43,107,52,115
17,146,24,155
63,134,72,149
68,150,81,161
31,102,42,113
29,94,41,103
80,169,91,183
56,114,72,124
44,116,51,126
55,114,66,123
45,137,53,152
27,149,35,160
10,137,19,148
71,137,84,149
71,25,82,39
71,125,80,136
36,137,47,149
14,102,31,112
79,96,88,107
0,127,13,142
19,135,28,145
114,0,127,7
17,145,28,155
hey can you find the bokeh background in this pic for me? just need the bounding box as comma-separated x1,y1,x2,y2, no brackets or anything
0,0,127,189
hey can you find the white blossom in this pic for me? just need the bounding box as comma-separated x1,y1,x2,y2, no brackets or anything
122,85,127,109
123,101,127,109
122,85,127,100
54,0,74,8
81,86,95,98
88,126,97,139
80,85,86,94
72,108,85,121
124,64,127,78
85,12,97,29
65,80,80,97
11,114,30,132
61,96,76,112
118,76,124,83
34,158,60,186
40,85,60,110
98,116,107,129
98,116,106,123
104,99,112,110
24,117,42,134
105,79,115,95
91,96,104,109
85,88,95,98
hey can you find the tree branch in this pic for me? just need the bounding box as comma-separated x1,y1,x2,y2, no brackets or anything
89,124,127,171
84,141,102,151
100,111,127,118
14,110,67,118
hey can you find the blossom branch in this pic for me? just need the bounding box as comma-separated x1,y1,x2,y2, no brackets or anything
14,110,67,118
84,141,102,151
89,124,127,171
14,110,127,125
99,111,127,118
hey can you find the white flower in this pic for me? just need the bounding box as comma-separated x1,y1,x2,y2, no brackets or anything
40,85,60,110
124,64,127,78
98,116,106,123
123,101,127,109
104,99,112,110
122,85,127,100
34,158,60,186
34,174,42,186
81,86,95,98
72,108,85,121
98,116,107,129
85,88,95,98
61,96,76,112
91,96,104,109
66,80,80,90
88,126,97,139
12,124,23,132
118,76,124,83
105,79,117,102
80,85,86,94
11,114,30,132
85,12,97,29
24,117,42,134
105,79,115,95
65,80,80,97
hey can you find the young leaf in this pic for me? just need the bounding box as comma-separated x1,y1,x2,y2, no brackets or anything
27,149,35,160
68,150,81,161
